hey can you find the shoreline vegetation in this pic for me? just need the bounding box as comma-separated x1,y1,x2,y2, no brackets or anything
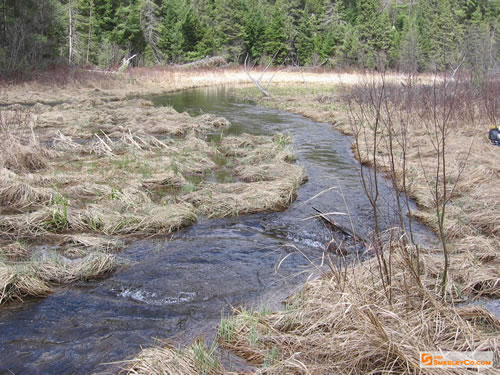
0,72,308,304
1,69,498,374
214,79,500,374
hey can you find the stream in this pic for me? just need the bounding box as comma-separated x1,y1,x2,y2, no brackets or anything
0,85,436,375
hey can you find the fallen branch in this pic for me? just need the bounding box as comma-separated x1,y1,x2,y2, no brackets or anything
119,54,138,73
312,206,366,243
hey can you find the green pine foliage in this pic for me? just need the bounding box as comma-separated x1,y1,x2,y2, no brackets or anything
243,0,266,60
295,11,316,65
0,0,497,73
263,1,290,64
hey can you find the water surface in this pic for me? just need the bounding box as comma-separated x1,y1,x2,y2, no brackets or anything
0,85,435,375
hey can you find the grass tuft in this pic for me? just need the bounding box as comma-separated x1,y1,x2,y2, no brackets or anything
0,251,117,304
124,339,224,375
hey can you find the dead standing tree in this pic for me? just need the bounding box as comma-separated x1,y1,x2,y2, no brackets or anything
243,51,284,97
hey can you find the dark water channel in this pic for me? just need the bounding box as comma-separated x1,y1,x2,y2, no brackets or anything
0,85,436,375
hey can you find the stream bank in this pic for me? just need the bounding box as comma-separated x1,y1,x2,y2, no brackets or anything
0,85,437,375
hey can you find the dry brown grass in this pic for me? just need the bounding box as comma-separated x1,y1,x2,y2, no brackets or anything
71,202,198,235
182,179,304,218
180,80,500,374
0,75,308,306
0,263,52,304
0,109,55,170
0,68,439,109
234,162,305,183
0,169,56,208
35,251,117,283
179,133,307,218
0,242,31,261
61,234,123,258
124,340,225,375
219,134,296,164
0,251,116,304
218,244,499,374
60,71,496,374
232,81,500,301
25,98,231,143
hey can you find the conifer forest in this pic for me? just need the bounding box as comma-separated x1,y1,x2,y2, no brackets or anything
0,0,498,75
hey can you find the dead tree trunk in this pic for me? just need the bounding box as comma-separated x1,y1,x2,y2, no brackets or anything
68,0,73,64
244,53,271,97
243,50,284,97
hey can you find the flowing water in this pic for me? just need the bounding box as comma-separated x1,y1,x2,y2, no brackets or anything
0,85,436,375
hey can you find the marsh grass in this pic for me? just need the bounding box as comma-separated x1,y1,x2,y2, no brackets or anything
232,80,500,299
0,169,57,209
217,242,499,374
179,132,307,218
124,339,225,375
0,86,306,305
182,179,305,218
206,79,500,374
0,241,31,261
0,251,117,304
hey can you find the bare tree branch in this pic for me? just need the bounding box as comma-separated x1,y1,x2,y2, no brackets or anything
244,53,271,97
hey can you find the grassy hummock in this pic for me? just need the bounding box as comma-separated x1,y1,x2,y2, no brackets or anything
0,91,306,305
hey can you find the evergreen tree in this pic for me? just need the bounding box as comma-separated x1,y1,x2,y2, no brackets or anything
416,0,433,70
243,0,266,60
264,1,290,64
340,23,359,65
319,0,346,60
0,0,496,73
181,4,203,57
399,15,419,72
356,0,381,68
192,25,217,59
212,0,246,62
429,0,461,70
93,0,118,35
463,3,494,82
112,1,146,56
295,11,316,65
379,10,399,68
76,0,99,64
0,0,65,73
159,0,186,62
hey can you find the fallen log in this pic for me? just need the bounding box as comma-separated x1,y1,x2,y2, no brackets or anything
312,206,366,245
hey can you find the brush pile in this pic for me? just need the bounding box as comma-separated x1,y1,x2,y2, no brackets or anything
179,56,228,70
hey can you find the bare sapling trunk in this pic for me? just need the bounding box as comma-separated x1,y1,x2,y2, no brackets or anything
398,74,422,276
347,73,393,301
417,73,473,297
379,72,423,278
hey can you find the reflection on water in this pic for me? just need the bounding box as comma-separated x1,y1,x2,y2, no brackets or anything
0,85,437,375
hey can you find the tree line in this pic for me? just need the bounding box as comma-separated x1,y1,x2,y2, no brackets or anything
0,0,498,75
